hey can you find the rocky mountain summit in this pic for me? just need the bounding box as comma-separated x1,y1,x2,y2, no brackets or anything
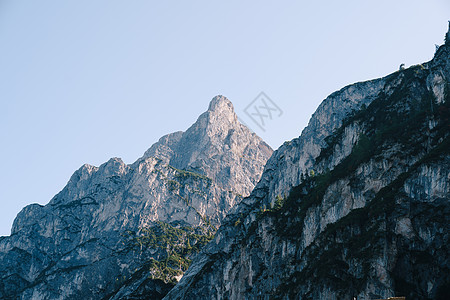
0,96,272,299
165,28,450,299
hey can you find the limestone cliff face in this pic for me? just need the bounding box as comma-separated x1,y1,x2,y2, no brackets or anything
165,31,450,300
0,96,272,300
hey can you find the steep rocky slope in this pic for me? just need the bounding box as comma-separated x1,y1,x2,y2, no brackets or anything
0,96,272,299
165,29,450,299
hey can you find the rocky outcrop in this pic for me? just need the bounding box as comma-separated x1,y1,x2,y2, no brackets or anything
165,28,450,300
0,96,272,299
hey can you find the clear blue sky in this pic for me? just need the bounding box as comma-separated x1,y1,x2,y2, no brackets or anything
0,1,448,236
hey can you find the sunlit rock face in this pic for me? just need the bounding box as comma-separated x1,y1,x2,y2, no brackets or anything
165,29,450,300
0,95,272,300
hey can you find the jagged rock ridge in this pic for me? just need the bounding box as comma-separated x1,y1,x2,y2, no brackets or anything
165,27,450,300
0,96,273,299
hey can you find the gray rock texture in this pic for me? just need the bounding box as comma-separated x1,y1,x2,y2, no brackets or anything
0,96,272,300
164,28,450,300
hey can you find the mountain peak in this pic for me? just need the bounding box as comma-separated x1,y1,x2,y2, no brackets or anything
144,95,272,194
208,95,234,114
